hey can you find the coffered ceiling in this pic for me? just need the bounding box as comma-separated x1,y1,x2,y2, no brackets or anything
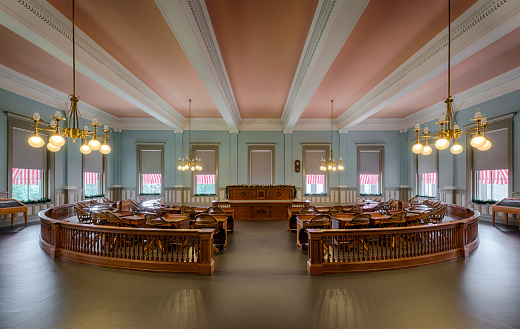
1,0,519,132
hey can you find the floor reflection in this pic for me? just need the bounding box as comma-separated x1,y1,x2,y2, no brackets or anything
147,289,207,329
312,288,376,328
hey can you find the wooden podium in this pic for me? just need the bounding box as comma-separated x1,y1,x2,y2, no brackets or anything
217,186,303,220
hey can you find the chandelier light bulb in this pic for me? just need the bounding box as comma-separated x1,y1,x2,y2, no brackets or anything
478,140,492,151
49,134,65,147
422,144,432,155
332,166,337,171
47,142,60,152
470,135,486,148
28,134,45,148
435,138,449,150
450,141,463,154
100,143,111,155
80,143,92,154
191,166,196,171
88,138,101,151
412,142,424,154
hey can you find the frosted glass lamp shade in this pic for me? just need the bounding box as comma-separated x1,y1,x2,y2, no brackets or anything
477,140,492,151
435,138,449,150
88,138,101,151
80,144,92,154
422,144,432,155
100,143,111,154
28,134,45,148
412,142,424,154
49,134,65,147
47,143,60,152
470,135,486,148
450,142,463,154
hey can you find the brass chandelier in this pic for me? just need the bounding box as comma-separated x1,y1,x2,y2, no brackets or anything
320,100,344,171
412,0,490,156
28,0,111,155
177,99,202,171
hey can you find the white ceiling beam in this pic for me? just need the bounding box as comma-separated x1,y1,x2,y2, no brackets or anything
155,0,240,131
0,0,184,129
282,0,370,131
337,0,520,130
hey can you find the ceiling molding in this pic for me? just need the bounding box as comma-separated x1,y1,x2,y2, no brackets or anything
282,0,370,130
155,0,240,130
294,119,338,131
0,64,118,129
238,119,284,131
348,118,403,131
401,65,520,129
337,0,520,130
0,0,185,128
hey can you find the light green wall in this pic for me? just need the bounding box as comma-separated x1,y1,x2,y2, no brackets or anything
1,87,519,199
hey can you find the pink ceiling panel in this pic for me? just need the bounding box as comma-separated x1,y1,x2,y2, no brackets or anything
0,26,148,118
205,0,319,118
48,0,220,118
373,27,520,119
302,0,478,118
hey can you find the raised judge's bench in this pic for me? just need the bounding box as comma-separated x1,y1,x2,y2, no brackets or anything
217,185,304,220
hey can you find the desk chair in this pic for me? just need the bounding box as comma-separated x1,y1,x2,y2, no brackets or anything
75,205,92,224
299,214,332,246
194,214,222,253
326,205,344,214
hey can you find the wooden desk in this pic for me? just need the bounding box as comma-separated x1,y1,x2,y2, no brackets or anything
0,199,28,228
492,198,520,230
217,200,296,220
119,214,148,227
295,214,333,248
332,212,390,229
163,214,190,229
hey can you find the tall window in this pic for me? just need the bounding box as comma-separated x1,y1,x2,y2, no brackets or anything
304,147,327,195
138,146,163,194
473,129,508,201
358,148,383,194
11,128,47,201
193,147,218,195
417,150,437,197
249,145,275,185
84,150,103,197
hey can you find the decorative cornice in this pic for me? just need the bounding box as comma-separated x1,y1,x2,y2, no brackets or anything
338,0,518,129
2,0,184,128
238,119,284,131
348,118,402,131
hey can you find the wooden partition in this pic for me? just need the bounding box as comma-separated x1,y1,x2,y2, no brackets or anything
306,204,479,275
39,205,215,275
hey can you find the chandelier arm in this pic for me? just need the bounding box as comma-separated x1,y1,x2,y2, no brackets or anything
72,0,76,97
447,0,451,98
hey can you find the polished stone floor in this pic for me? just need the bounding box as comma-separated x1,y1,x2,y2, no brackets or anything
1,219,519,329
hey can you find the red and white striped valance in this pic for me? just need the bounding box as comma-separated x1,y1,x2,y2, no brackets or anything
84,172,100,185
143,174,162,185
12,168,41,185
479,169,508,185
360,174,378,185
196,175,215,185
421,172,437,184
306,174,325,185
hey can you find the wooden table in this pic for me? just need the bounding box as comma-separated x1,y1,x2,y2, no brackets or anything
162,214,191,229
492,198,520,230
332,212,390,229
0,199,28,228
119,214,148,227
404,205,432,214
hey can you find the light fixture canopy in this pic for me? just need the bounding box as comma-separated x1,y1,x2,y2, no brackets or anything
178,99,202,172
27,0,111,155
411,0,490,156
320,100,344,172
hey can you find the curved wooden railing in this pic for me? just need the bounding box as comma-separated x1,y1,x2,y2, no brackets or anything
306,204,479,275
39,204,215,275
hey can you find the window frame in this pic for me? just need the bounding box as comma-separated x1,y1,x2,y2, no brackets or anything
136,143,164,195
82,152,106,198
6,112,54,201
191,143,219,196
466,113,513,200
357,144,384,195
302,144,330,196
248,144,275,185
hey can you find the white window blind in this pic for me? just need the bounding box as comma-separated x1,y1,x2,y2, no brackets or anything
473,129,508,171
250,150,272,185
84,151,103,173
359,150,380,175
12,128,47,170
305,149,326,175
418,150,437,174
140,150,162,174
194,150,216,176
